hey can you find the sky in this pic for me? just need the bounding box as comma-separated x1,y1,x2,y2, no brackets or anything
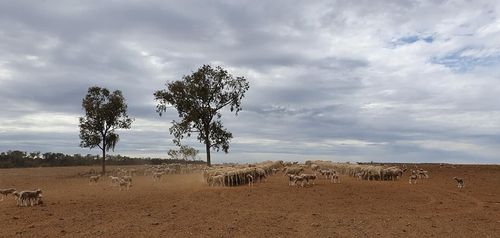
1,0,500,164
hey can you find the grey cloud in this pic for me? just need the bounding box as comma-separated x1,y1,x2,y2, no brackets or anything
0,1,499,164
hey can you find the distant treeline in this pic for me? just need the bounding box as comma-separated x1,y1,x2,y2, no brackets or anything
0,150,205,168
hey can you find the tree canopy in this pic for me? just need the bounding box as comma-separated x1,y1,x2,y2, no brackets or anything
154,65,249,166
79,86,133,174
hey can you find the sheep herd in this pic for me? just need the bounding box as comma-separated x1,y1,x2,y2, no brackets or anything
202,161,282,187
0,188,43,207
0,160,468,208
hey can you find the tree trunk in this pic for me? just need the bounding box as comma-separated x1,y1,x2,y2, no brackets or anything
205,138,211,167
204,124,212,167
101,141,106,175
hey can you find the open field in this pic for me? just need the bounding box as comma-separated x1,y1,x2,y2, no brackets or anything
1,164,499,237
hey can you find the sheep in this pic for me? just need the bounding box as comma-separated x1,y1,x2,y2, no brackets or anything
152,172,164,182
122,175,133,183
453,177,464,189
35,194,43,205
118,179,131,191
320,169,336,179
310,164,320,171
246,174,254,186
89,175,101,184
300,173,317,185
417,169,429,179
409,174,417,184
330,172,340,183
257,168,267,181
18,189,42,207
287,174,295,186
271,168,279,175
210,175,225,187
109,176,120,186
381,167,403,181
285,167,304,176
0,188,16,201
292,175,306,187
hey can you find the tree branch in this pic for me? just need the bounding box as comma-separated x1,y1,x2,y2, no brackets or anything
216,100,233,111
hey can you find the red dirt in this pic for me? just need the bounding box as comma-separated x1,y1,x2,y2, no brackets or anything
1,164,499,237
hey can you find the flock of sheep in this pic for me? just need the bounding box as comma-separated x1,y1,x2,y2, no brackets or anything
203,161,282,187
202,160,467,189
0,161,467,208
85,163,206,190
0,188,43,207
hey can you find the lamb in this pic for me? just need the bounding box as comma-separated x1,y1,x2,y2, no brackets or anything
18,189,42,206
89,175,101,184
453,177,464,189
246,174,254,186
0,188,16,201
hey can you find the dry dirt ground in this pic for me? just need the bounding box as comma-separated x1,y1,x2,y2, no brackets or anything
0,164,499,237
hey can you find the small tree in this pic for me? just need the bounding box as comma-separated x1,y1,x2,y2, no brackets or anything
168,145,199,164
79,86,133,174
154,65,249,166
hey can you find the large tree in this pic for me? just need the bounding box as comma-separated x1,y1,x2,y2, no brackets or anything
79,86,133,174
154,65,249,166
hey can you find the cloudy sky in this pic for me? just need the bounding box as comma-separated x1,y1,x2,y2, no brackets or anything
1,0,500,164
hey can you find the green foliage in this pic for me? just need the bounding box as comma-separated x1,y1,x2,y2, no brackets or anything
168,145,199,161
154,65,249,165
79,86,133,173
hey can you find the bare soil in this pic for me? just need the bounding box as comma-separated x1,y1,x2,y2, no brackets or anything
1,164,499,237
